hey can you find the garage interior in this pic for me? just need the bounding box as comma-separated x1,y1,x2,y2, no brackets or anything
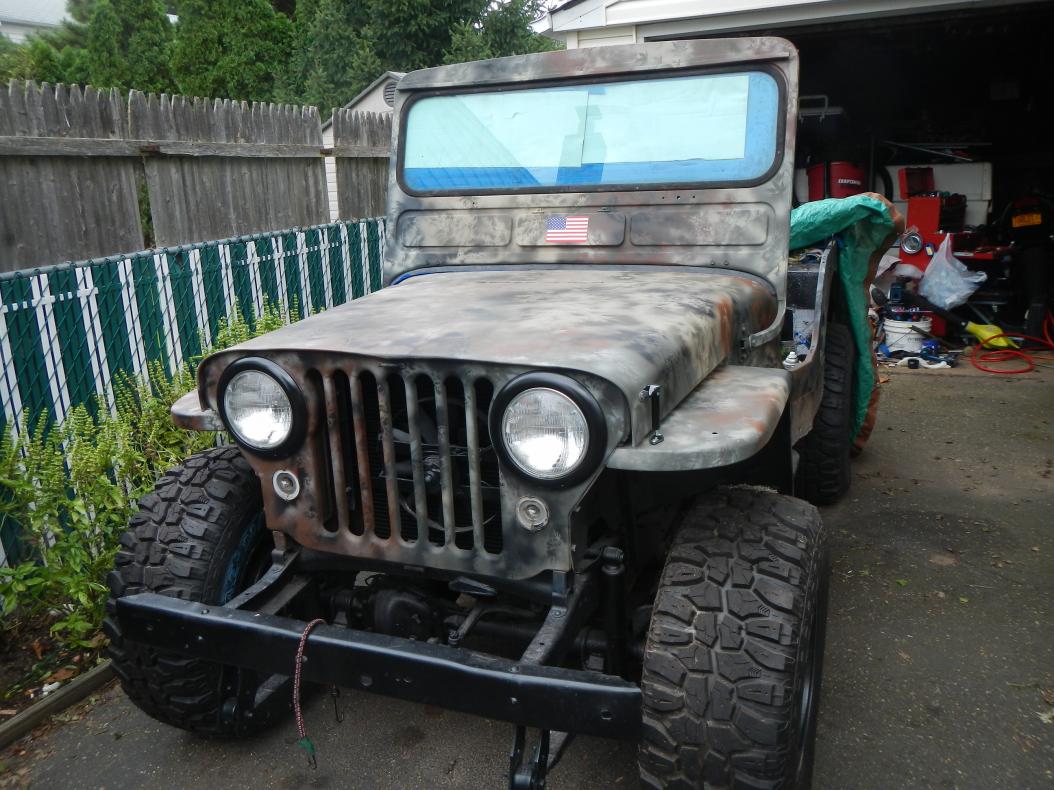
785,4,1054,207
654,3,1054,209
651,3,1054,349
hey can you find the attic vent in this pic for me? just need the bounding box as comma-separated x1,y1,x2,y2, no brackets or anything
383,81,397,107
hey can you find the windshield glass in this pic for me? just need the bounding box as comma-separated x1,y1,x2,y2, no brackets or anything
401,71,780,193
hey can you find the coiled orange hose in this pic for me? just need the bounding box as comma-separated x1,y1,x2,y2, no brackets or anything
969,311,1054,374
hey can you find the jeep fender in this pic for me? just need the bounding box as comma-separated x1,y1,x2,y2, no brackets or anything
606,365,790,472
608,241,839,473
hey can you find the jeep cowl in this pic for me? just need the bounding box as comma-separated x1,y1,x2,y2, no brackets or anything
107,38,853,789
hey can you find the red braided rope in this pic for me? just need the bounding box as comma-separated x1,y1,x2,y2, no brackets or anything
294,618,327,763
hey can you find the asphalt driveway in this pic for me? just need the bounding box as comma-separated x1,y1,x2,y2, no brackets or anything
3,365,1052,789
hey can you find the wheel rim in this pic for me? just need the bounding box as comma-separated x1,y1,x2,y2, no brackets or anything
220,512,269,604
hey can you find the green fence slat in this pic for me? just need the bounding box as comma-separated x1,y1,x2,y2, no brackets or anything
256,238,280,310
47,267,97,416
0,514,25,564
348,223,365,299
0,277,53,427
131,255,169,377
305,228,327,314
0,219,387,566
366,220,382,291
327,225,348,306
89,259,135,382
229,241,255,328
281,232,305,321
166,251,203,365
1,295,22,438
198,245,228,339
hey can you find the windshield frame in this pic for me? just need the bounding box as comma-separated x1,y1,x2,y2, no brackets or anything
395,64,787,198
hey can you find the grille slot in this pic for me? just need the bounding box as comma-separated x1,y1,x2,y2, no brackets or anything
319,367,501,554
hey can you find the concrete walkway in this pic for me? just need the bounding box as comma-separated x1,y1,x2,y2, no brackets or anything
3,365,1052,789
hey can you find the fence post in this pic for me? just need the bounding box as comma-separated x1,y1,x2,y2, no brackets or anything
333,110,392,220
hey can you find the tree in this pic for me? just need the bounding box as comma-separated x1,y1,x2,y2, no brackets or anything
117,0,176,93
85,1,123,88
23,39,66,83
280,0,321,101
279,0,562,111
171,0,294,102
278,0,379,112
0,0,173,91
362,0,487,74
444,0,561,64
83,0,175,92
444,20,494,64
56,42,92,85
68,0,102,24
0,36,26,81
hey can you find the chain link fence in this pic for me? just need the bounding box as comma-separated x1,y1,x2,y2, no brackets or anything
0,218,386,564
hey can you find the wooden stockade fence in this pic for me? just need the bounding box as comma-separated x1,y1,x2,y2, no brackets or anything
0,80,395,273
0,83,145,273
334,110,393,220
0,82,399,566
130,91,328,248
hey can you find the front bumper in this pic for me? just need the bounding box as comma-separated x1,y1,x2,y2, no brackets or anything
116,592,641,740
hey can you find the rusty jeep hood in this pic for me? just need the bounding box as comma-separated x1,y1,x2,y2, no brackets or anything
217,268,776,445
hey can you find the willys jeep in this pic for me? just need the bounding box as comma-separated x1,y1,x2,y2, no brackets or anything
107,38,856,789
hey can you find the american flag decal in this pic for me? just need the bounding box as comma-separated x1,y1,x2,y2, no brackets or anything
545,215,589,244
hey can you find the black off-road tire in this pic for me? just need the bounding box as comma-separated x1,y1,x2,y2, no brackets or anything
796,322,856,505
103,446,277,738
638,488,829,789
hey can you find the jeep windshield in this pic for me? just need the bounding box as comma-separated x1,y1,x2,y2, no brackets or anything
400,70,781,194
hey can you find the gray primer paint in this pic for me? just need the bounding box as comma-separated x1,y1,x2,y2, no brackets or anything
206,267,776,446
383,38,798,312
183,39,804,580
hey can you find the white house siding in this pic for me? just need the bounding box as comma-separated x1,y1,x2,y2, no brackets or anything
321,77,400,222
1,21,39,41
0,0,68,42
349,88,395,114
323,125,339,222
575,25,639,48
543,0,1054,47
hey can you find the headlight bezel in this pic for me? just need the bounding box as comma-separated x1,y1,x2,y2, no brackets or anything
217,357,307,458
490,372,607,488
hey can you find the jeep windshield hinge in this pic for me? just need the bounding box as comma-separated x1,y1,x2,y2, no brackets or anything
640,385,663,445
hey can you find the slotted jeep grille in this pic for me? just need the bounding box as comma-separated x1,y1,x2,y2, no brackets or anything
316,368,503,555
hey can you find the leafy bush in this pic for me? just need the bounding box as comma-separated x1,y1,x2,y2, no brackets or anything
0,364,212,645
0,302,289,651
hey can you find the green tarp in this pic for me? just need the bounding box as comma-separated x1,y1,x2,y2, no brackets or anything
789,194,898,439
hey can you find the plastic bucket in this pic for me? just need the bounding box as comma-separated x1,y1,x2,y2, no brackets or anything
885,316,932,353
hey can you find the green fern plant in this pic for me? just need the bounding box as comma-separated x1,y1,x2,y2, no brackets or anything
0,297,293,650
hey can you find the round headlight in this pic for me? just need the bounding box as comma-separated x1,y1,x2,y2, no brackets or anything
222,369,293,450
501,388,589,480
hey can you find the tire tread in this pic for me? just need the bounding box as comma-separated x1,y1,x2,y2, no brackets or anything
639,488,827,789
103,446,272,738
796,323,855,505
